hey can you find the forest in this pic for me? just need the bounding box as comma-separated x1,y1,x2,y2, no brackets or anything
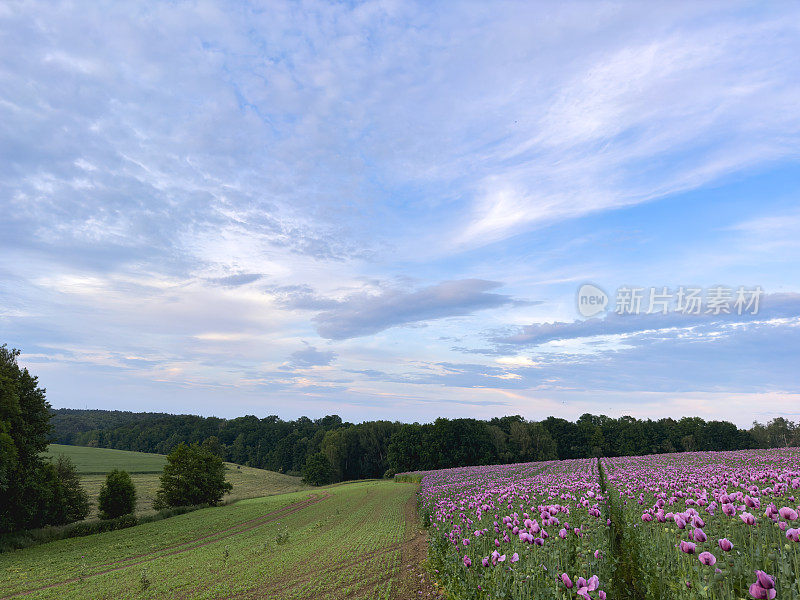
50,408,800,482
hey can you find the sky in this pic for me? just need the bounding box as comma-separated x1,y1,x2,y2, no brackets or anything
1,1,799,427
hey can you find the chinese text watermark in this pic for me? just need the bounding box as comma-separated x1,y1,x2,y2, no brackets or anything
577,285,762,317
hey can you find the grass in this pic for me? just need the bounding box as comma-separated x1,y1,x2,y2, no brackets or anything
45,444,167,474
0,480,418,600
43,445,311,519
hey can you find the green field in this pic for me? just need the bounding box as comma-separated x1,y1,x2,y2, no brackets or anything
44,445,312,518
0,480,419,600
46,444,167,474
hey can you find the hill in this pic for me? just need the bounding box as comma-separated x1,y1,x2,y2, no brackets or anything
44,444,311,519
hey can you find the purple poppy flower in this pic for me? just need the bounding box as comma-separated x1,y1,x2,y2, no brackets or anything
463,555,471,568
698,552,716,566
718,538,733,551
561,573,573,589
749,583,776,599
755,571,775,590
694,529,707,542
679,541,696,554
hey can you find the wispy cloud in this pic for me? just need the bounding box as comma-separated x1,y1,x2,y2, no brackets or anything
489,293,800,349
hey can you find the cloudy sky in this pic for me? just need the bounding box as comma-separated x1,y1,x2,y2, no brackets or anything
2,1,799,426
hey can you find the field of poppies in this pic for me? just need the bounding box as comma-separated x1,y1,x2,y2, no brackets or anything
415,448,800,600
603,449,800,599
418,458,611,599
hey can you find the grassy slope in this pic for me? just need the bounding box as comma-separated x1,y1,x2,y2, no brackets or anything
0,480,417,600
44,444,311,518
46,444,167,474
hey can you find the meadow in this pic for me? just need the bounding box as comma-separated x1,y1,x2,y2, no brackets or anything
45,445,311,518
0,480,419,600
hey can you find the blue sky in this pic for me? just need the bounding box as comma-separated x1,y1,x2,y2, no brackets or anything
1,1,799,426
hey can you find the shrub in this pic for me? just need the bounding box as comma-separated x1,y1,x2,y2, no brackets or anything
98,469,137,519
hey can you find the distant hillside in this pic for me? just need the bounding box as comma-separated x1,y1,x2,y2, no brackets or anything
43,444,311,518
45,443,167,474
49,408,184,445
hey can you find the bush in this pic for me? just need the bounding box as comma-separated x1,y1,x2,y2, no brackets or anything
0,503,211,553
153,443,232,509
98,470,137,519
302,453,334,486
52,456,90,523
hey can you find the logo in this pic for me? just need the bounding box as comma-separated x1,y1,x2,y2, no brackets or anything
577,283,609,318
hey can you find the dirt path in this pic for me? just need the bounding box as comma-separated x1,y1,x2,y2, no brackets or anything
391,492,440,600
1,493,329,599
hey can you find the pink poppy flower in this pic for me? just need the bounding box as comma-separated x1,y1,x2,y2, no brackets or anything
718,538,733,551
694,529,707,542
698,552,716,566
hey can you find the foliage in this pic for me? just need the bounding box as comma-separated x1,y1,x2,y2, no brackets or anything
51,456,90,524
302,452,334,486
98,469,137,519
0,345,89,533
153,443,232,509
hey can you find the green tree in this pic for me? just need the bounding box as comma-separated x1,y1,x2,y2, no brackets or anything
302,452,333,486
98,469,137,519
53,455,90,523
201,435,224,458
0,345,57,533
153,443,232,509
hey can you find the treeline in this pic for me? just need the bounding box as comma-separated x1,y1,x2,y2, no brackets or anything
50,408,800,482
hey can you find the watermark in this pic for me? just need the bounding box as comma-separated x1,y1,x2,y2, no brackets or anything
576,285,762,317
576,283,609,317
